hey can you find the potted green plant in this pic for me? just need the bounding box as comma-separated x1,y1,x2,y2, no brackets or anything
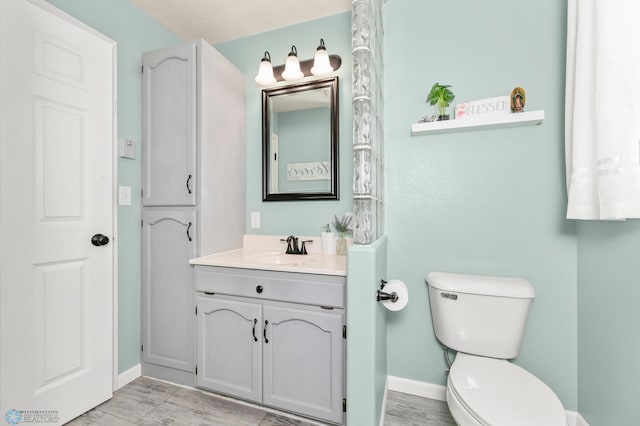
332,214,352,255
426,82,455,120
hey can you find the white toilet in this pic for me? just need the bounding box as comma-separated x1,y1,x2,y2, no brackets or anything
426,272,567,426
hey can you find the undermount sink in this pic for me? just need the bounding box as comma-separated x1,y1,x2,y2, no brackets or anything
246,252,318,266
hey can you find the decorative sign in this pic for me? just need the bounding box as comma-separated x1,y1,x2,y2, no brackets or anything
287,161,331,181
454,95,511,119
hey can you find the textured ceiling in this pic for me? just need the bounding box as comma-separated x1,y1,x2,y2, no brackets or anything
131,0,352,44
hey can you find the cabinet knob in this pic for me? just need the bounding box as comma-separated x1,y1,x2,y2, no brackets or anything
256,285,263,294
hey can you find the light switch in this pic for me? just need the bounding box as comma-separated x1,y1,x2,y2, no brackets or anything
119,137,136,159
119,186,132,206
251,212,261,228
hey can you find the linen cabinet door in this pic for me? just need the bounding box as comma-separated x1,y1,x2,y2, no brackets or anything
141,208,196,372
142,42,197,206
263,305,344,424
197,296,262,403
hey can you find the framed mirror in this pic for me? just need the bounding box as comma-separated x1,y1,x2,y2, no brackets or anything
262,77,339,201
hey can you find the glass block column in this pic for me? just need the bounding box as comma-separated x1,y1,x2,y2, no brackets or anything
352,0,384,244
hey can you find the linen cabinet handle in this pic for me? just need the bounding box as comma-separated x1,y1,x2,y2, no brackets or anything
252,318,258,342
263,320,269,344
186,222,192,242
186,174,192,194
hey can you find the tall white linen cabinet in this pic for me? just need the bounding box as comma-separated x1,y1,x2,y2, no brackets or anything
141,39,245,385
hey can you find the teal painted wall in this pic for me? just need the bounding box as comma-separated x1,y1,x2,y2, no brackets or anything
47,0,182,373
383,0,578,410
346,238,388,426
214,13,353,236
577,221,640,426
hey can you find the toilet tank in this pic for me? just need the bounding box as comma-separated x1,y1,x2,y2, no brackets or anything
426,272,535,359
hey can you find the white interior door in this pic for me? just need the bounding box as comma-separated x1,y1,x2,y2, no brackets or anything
0,0,115,424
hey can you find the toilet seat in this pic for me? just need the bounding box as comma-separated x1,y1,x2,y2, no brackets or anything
447,353,567,426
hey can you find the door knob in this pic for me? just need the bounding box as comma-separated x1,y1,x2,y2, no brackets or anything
91,234,110,246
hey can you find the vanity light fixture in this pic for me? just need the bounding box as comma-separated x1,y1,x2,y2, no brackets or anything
281,45,304,81
255,39,342,86
254,51,277,85
310,39,334,76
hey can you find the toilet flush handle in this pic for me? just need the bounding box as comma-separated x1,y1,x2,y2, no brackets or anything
441,292,458,300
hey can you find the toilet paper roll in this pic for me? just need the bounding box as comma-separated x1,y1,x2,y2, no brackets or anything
382,279,408,311
322,232,336,255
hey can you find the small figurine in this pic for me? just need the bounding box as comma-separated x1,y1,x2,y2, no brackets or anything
511,87,526,112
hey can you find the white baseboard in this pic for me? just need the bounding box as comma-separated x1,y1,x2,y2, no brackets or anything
116,363,141,390
578,413,590,426
387,375,446,401
566,411,590,426
386,375,589,426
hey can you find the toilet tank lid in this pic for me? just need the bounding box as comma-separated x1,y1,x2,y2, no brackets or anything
426,272,535,299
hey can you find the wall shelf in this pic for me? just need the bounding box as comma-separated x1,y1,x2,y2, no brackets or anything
411,110,545,136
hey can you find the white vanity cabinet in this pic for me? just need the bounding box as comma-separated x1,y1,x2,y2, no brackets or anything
141,208,196,373
195,266,346,425
141,39,245,385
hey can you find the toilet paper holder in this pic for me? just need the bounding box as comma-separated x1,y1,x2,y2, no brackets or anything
376,279,399,303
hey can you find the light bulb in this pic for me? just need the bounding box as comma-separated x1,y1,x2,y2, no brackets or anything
311,39,334,76
254,51,276,86
281,45,304,81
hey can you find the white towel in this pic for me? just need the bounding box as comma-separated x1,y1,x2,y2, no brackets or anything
565,0,640,220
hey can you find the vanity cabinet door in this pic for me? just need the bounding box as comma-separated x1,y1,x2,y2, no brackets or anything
263,305,344,424
142,208,196,372
142,43,197,207
197,296,262,403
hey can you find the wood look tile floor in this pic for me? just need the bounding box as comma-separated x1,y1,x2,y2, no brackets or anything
383,391,456,426
66,377,455,425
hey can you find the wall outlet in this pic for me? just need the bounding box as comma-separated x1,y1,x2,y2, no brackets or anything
119,186,132,206
251,212,261,229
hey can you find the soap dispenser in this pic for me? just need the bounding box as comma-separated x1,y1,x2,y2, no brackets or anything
321,224,336,255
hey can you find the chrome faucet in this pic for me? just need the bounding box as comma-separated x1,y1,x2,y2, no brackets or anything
280,236,313,255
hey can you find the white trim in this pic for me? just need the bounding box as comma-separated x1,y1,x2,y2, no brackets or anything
379,376,389,426
577,413,590,426
117,364,142,390
386,376,590,426
387,375,446,401
566,411,590,426
110,40,119,395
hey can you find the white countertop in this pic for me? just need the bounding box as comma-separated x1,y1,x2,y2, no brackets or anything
189,235,348,276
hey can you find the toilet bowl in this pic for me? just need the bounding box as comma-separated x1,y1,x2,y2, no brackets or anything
446,353,567,426
426,272,568,426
